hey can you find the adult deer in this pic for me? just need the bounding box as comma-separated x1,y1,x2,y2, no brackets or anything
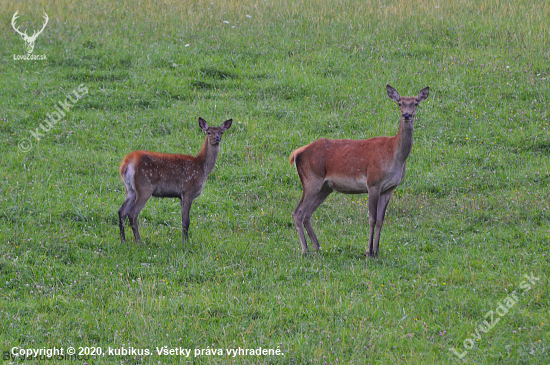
11,12,49,54
289,85,429,257
118,117,232,244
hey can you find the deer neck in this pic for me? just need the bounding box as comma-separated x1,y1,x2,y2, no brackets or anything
395,118,414,163
196,136,220,174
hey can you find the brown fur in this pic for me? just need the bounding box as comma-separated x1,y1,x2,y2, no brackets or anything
290,85,429,257
118,117,232,245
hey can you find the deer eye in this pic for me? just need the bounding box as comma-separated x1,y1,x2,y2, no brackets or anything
207,132,211,135
398,103,402,106
414,102,419,106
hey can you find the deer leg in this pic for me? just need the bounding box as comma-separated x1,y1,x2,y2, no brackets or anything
180,194,194,243
293,186,326,255
367,188,380,258
127,190,153,245
372,190,394,257
303,187,332,251
118,188,136,243
118,193,135,243
292,194,311,255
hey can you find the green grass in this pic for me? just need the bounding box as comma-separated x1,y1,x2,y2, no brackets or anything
1,0,549,363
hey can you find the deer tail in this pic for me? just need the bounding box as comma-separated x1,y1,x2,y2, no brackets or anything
119,158,129,180
289,145,308,166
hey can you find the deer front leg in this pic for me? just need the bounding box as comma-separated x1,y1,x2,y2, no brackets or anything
372,190,394,257
180,194,194,244
367,188,380,258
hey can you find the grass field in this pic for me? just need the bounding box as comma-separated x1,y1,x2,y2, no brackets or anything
1,0,549,363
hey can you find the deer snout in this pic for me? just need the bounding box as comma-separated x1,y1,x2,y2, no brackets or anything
214,136,221,143
402,113,413,120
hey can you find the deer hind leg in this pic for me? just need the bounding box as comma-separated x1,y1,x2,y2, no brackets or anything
119,163,137,243
127,186,155,245
118,189,136,243
372,190,394,257
292,183,330,255
303,187,332,251
292,193,311,255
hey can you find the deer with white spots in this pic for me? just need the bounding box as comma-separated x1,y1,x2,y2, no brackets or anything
118,117,232,244
289,85,429,258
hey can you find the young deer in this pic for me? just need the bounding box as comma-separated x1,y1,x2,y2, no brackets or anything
289,85,429,257
118,117,232,244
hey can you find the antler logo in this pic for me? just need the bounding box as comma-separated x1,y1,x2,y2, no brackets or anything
11,11,49,55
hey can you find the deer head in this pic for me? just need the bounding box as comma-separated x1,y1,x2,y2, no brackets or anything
386,84,429,122
11,12,49,54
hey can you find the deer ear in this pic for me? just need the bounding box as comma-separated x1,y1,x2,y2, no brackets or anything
198,117,209,131
416,87,429,102
221,119,233,131
386,85,401,102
